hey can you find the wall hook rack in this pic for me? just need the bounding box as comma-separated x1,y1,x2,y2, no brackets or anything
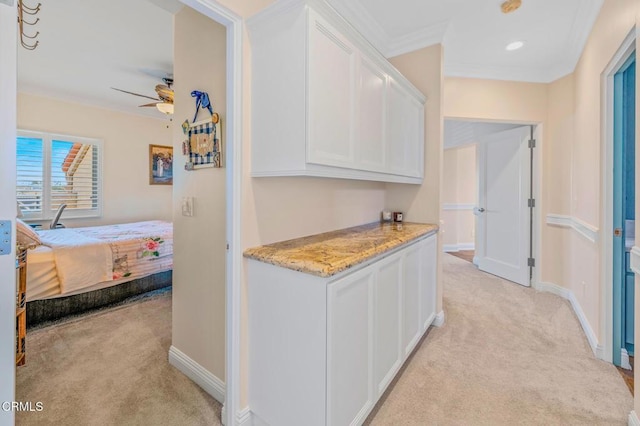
17,0,40,50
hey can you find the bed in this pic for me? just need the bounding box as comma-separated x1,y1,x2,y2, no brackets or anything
23,220,173,326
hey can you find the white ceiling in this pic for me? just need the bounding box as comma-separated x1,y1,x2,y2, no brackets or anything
327,0,604,83
444,120,523,149
17,0,179,118
18,0,604,115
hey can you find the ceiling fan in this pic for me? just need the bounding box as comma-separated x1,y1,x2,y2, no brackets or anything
111,77,174,114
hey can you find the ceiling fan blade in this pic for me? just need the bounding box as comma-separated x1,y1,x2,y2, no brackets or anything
139,102,160,108
111,87,160,102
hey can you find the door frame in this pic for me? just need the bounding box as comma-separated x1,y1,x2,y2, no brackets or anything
176,1,244,424
0,2,17,425
443,117,542,288
600,27,636,366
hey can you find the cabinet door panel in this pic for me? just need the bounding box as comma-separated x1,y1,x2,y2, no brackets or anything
327,268,373,426
420,235,437,331
356,59,386,171
373,254,402,396
387,80,424,178
402,244,422,355
307,16,355,168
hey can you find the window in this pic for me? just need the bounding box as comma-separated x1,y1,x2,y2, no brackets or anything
16,131,102,220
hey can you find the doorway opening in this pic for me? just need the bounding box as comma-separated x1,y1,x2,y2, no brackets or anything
10,0,243,424
443,119,540,287
601,28,637,385
612,51,636,371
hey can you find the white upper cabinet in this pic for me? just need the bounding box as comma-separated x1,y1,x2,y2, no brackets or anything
248,0,426,184
307,13,357,168
356,57,387,172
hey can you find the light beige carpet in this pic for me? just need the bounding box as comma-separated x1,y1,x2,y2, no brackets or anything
368,254,633,425
16,292,222,426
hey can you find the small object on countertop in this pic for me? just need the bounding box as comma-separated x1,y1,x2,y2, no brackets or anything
393,212,403,222
381,211,392,222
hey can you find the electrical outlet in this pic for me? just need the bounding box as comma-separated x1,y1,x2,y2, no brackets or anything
182,197,194,217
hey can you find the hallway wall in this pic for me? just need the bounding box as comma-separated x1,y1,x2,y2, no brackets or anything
442,145,476,251
445,4,640,415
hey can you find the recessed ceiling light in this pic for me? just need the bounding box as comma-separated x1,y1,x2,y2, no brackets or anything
506,41,524,51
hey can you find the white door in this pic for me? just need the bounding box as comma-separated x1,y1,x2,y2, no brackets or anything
0,2,17,424
476,126,531,286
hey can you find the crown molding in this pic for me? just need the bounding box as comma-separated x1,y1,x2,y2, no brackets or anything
326,0,448,59
17,86,170,121
386,20,448,58
325,0,389,54
558,0,604,77
444,60,570,83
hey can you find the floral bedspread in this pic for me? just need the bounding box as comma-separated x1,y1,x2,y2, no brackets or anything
71,220,173,281
39,220,173,294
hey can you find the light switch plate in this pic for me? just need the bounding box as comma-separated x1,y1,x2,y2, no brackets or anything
0,0,15,7
182,197,194,217
0,220,11,256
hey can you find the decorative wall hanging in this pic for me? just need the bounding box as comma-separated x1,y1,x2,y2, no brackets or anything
149,144,173,185
182,117,222,169
181,90,222,170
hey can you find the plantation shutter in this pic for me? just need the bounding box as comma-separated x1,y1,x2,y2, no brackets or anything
16,131,102,220
50,139,100,214
16,136,44,216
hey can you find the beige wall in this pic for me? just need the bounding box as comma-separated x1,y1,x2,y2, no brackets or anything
172,8,227,381
442,145,476,250
17,93,173,228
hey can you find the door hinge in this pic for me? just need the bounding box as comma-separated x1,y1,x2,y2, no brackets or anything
528,258,536,267
528,198,536,208
528,139,536,148
226,243,230,250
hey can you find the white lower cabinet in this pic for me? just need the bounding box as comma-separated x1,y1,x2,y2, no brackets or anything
327,267,375,426
248,233,438,426
373,254,402,396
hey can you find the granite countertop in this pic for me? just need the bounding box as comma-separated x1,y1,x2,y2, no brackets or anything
243,222,438,278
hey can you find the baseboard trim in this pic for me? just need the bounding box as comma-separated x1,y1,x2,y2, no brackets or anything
237,407,252,425
621,348,632,370
629,410,640,426
535,282,600,358
443,243,475,252
168,345,226,404
433,310,445,327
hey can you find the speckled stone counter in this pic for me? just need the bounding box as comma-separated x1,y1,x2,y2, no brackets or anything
243,222,438,277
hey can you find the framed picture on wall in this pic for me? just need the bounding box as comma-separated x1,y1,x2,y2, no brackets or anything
149,144,173,185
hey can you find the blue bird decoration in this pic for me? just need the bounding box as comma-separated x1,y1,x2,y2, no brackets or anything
191,90,214,122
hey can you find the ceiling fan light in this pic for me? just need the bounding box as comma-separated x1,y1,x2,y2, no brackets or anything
156,102,174,115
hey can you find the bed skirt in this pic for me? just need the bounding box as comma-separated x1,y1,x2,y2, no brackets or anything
27,271,172,327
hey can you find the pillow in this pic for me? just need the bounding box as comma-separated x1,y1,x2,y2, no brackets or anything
16,218,41,247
